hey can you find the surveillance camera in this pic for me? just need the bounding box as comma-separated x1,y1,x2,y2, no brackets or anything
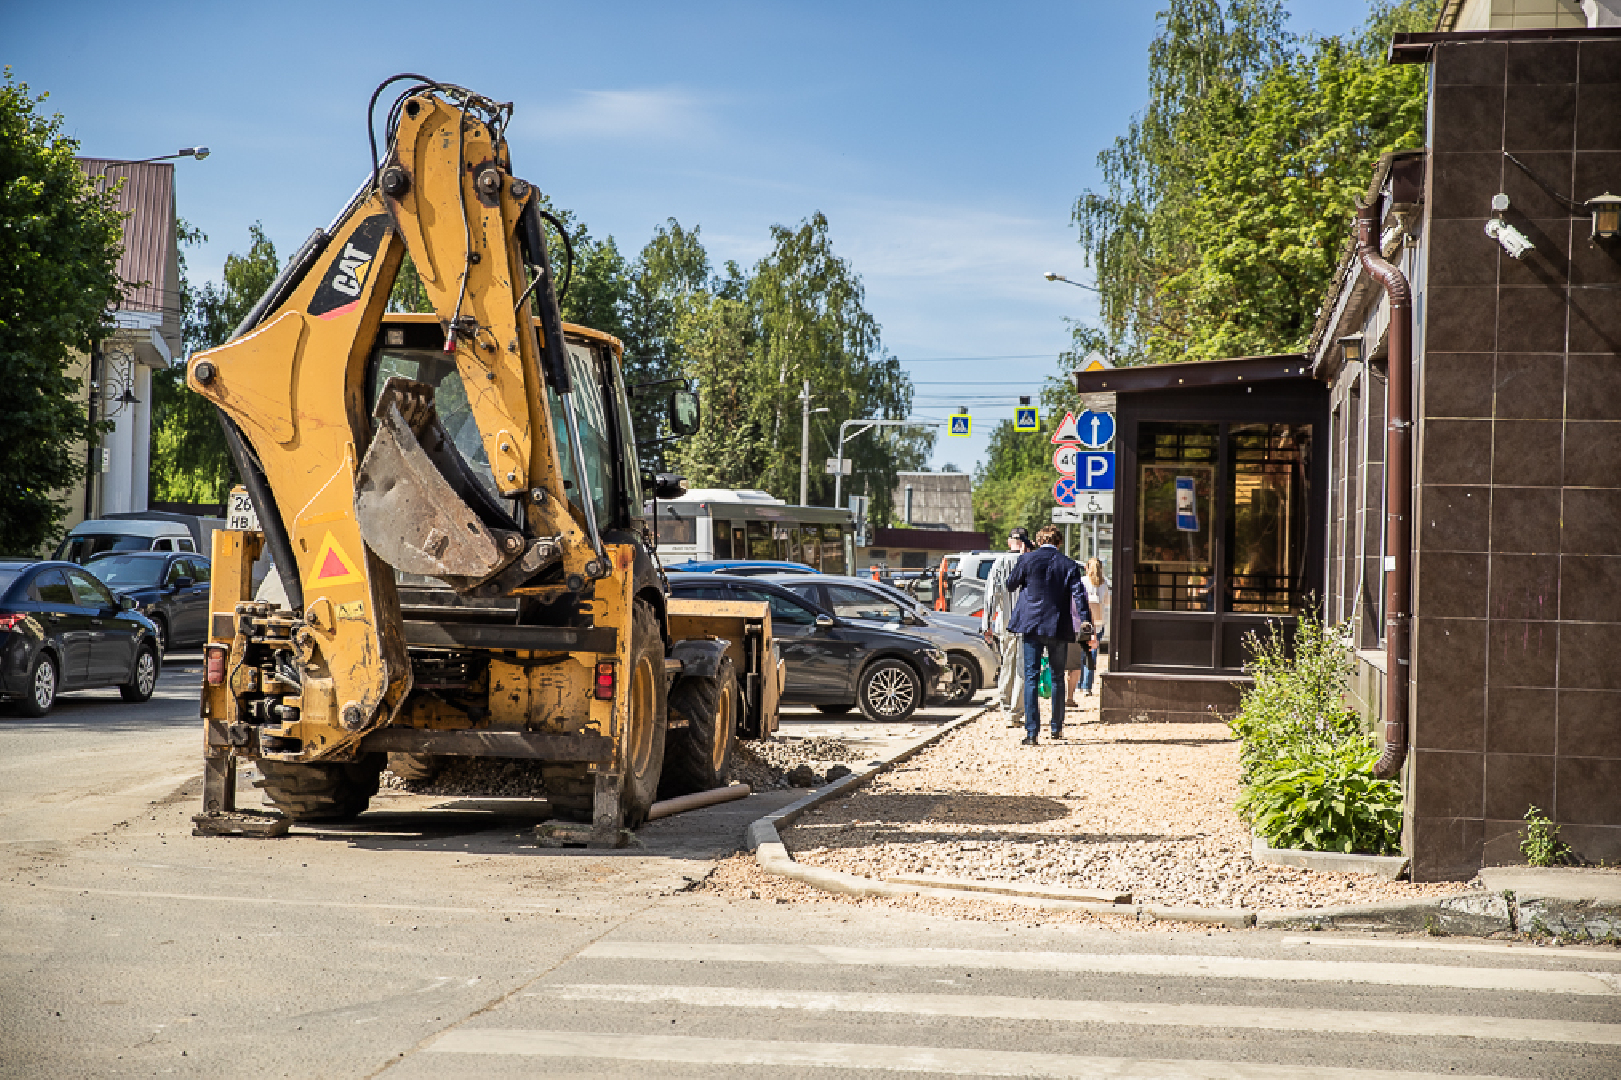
1485,218,1535,260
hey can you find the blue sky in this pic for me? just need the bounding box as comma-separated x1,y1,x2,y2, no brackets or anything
12,0,1371,480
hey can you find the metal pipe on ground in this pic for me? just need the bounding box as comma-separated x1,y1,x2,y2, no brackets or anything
1354,199,1413,781
647,784,752,821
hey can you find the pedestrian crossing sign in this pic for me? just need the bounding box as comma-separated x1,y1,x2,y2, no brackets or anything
1014,406,1039,432
949,412,971,436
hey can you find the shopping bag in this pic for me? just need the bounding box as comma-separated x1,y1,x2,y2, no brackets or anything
1038,656,1052,699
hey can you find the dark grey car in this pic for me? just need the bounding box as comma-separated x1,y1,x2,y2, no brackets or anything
85,552,212,652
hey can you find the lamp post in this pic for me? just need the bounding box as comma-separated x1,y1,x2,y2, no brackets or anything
1043,271,1099,292
833,418,937,508
100,147,211,166
798,379,830,506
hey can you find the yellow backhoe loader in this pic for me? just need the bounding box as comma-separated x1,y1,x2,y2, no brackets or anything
188,76,778,844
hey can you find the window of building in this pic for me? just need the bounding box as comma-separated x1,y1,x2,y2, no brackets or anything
1135,424,1217,611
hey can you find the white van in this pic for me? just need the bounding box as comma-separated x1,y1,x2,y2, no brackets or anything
55,519,199,563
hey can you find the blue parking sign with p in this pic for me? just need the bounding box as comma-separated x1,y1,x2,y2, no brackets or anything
1014,406,1038,432
1076,451,1115,491
949,413,972,436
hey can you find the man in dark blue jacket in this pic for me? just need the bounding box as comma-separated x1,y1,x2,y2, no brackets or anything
1005,524,1089,744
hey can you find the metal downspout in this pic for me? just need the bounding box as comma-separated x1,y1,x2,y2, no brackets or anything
1355,200,1412,781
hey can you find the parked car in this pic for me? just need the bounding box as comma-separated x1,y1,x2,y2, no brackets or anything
666,572,950,722
664,559,818,576
85,552,212,652
54,518,198,563
762,574,998,706
0,560,161,717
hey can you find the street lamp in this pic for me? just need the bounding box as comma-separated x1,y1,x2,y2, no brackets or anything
1044,271,1099,292
832,418,937,508
798,378,831,506
100,146,211,166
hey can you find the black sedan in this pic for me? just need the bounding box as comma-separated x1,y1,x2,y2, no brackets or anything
666,572,951,722
86,551,211,652
0,560,162,717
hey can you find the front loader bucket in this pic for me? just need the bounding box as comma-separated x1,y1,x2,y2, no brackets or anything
355,383,521,586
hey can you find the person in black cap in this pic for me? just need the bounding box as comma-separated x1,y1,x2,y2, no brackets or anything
982,526,1032,725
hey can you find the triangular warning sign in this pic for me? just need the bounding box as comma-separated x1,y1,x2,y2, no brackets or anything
1051,411,1080,444
305,532,365,589
1082,351,1113,372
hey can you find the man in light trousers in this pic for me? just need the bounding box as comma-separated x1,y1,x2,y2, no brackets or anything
982,526,1031,726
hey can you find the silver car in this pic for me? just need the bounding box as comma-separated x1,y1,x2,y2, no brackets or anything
763,574,999,706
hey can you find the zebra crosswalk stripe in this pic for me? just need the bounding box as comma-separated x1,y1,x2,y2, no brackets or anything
579,940,1621,996
531,981,1621,1046
424,1028,1520,1078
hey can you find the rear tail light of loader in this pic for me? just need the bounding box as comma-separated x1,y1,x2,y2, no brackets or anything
0,614,26,633
594,662,616,700
204,644,229,686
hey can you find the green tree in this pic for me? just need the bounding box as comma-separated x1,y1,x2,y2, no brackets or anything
745,212,928,520
148,222,280,505
622,219,710,467
0,70,124,552
1071,0,1435,364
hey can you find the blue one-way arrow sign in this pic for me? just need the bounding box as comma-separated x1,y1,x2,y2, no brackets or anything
1076,410,1115,449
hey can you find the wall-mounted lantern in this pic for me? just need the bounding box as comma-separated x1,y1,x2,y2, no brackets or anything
1338,334,1364,366
1586,192,1621,240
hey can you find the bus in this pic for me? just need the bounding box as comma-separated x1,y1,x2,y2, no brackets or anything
650,489,856,574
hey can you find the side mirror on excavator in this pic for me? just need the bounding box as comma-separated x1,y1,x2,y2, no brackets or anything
669,389,701,436
651,473,688,500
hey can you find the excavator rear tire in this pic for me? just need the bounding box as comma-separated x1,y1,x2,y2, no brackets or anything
619,600,668,827
254,755,385,822
658,657,737,799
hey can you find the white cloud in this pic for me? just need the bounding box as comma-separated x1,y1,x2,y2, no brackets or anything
515,88,713,142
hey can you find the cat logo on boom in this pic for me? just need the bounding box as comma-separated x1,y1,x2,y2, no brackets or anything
309,214,389,319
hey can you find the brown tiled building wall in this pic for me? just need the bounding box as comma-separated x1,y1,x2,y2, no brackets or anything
1410,37,1621,879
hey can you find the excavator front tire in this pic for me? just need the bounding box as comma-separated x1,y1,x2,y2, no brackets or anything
254,755,385,821
658,656,737,798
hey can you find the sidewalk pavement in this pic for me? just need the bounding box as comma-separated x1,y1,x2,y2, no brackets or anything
744,711,1621,938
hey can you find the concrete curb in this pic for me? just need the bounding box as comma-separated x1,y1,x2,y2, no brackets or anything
1252,836,1409,881
1257,892,1514,935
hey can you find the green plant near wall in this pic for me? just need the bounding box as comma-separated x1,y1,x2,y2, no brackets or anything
1229,607,1403,855
1521,805,1570,867
1228,612,1362,782
1237,739,1403,855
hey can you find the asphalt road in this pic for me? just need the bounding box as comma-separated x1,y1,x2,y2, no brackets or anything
2,672,1618,1079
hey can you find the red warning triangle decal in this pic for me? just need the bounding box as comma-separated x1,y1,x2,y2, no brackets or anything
305,532,365,589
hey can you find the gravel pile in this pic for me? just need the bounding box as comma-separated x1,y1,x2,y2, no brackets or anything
381,757,550,797
380,733,864,796
777,699,1476,912
728,736,865,791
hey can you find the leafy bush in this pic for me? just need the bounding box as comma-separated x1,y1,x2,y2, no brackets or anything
1229,608,1403,855
1237,739,1403,855
1227,612,1361,782
1521,805,1569,867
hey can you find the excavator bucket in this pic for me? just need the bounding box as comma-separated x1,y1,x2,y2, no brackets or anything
354,379,523,587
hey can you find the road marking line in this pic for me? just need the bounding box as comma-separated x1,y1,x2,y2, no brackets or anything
424,1029,1517,1077
533,983,1621,1046
579,941,1620,996
1,881,551,916
1280,936,1621,961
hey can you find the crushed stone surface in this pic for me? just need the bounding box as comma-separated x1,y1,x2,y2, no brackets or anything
773,699,1476,912
381,733,862,796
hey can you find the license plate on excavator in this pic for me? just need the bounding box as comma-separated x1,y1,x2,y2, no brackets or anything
227,490,261,532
